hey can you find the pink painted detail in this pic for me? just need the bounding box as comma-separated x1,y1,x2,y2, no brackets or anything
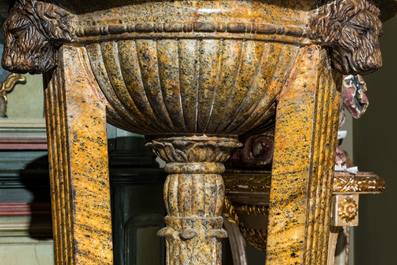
336,74,368,171
0,139,48,150
339,74,369,127
0,202,51,216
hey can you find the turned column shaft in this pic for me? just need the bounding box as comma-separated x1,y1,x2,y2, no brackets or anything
148,136,241,265
163,163,225,264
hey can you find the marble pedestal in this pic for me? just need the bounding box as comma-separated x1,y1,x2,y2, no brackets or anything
1,0,395,264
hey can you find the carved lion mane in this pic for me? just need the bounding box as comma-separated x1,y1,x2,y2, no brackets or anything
2,0,74,74
311,0,383,75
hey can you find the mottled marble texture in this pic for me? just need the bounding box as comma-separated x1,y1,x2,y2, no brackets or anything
71,0,314,28
44,45,113,264
267,46,341,265
1,0,392,265
85,39,300,136
222,171,385,260
148,136,240,264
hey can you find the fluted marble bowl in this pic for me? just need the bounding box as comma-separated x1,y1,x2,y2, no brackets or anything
72,0,314,137
85,38,299,136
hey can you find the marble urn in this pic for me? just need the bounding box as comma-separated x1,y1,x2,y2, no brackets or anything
1,0,394,264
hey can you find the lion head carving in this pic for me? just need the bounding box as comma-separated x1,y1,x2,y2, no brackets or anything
2,0,74,74
311,0,383,75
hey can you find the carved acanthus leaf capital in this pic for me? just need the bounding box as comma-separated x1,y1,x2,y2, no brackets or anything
2,0,75,74
158,217,227,241
146,136,242,164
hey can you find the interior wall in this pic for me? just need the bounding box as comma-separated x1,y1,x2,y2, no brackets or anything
353,16,397,265
6,74,44,118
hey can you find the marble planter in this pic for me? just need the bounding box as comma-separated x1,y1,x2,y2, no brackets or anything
1,0,393,264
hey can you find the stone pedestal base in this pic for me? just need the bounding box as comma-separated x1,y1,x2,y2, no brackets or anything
147,136,241,265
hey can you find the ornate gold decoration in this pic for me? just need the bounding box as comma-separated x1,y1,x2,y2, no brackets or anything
234,204,269,216
0,73,27,117
0,73,27,102
223,198,269,252
224,171,386,194
311,0,382,74
223,196,239,226
338,197,358,222
2,0,75,74
239,226,267,252
223,172,271,192
333,172,385,193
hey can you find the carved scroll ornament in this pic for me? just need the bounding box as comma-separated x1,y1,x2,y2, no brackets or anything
0,73,27,117
311,0,383,75
228,128,274,169
1,0,74,74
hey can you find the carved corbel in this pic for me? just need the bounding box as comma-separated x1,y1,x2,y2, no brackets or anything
311,0,383,75
1,0,75,74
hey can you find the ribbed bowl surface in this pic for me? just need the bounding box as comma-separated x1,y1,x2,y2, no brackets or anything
86,39,300,135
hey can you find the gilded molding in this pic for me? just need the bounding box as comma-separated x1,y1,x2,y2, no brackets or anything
2,0,75,74
223,197,240,226
311,0,383,74
234,204,269,216
224,171,385,194
223,172,271,193
332,194,359,226
333,172,385,193
223,200,269,252
0,73,26,117
239,226,267,252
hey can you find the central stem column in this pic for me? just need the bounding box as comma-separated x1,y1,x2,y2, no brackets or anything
147,135,241,265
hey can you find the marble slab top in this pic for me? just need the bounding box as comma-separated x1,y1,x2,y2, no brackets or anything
0,0,396,22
